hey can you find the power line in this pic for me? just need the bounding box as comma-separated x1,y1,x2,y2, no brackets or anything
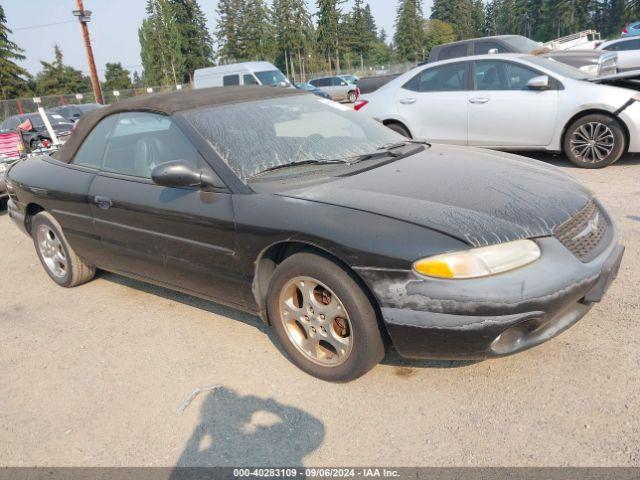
12,20,76,31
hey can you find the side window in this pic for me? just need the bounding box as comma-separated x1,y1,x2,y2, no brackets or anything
72,115,118,169
223,74,240,86
474,61,541,91
318,78,331,87
332,77,345,86
619,39,640,50
403,63,468,93
309,79,319,87
243,74,258,85
102,112,204,179
438,44,468,60
474,41,509,55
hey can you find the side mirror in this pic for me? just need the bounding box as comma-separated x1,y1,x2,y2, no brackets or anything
527,75,551,90
488,48,499,54
151,160,226,189
341,81,348,86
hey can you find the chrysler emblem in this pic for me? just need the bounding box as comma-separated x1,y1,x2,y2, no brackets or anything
573,213,600,241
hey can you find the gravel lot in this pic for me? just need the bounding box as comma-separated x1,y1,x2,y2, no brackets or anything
1,153,639,467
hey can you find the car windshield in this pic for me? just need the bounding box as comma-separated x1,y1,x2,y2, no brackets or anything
184,95,405,181
502,36,544,53
255,70,287,86
525,56,595,80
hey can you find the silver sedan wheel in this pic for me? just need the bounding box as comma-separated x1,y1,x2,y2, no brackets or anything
278,276,353,367
36,224,67,278
570,122,615,163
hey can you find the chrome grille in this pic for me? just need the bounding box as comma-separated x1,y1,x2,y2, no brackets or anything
555,199,608,262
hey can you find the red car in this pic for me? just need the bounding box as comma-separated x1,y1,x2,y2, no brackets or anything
0,130,25,206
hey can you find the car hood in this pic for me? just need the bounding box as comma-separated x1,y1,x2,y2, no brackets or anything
278,145,593,247
586,70,640,82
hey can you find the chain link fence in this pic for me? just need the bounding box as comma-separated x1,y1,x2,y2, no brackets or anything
0,62,415,123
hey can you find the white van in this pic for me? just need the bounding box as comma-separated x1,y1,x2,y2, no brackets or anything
193,62,291,89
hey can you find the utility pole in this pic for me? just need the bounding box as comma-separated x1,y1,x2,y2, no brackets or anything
73,0,103,104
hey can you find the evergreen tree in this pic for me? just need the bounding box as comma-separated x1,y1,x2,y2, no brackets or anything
272,0,314,79
139,0,185,86
237,0,275,61
0,5,30,100
431,0,475,39
316,0,345,72
216,0,242,63
103,63,133,92
171,0,213,81
132,70,143,88
344,0,372,69
35,45,91,95
394,0,424,62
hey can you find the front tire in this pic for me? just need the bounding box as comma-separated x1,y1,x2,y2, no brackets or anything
267,252,385,382
31,211,96,287
563,114,626,169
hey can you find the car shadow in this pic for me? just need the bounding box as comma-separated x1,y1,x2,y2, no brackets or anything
170,387,324,472
100,272,479,372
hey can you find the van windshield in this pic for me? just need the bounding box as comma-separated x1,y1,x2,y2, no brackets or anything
255,70,287,86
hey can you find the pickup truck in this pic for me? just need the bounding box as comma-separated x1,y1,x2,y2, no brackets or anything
428,35,618,77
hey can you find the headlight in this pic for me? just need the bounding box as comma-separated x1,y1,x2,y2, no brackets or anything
413,239,541,279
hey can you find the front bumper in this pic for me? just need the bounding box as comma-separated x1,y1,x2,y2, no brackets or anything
357,235,624,360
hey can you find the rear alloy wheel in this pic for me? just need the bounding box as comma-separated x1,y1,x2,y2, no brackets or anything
347,91,358,103
31,211,96,287
564,114,626,169
267,252,385,382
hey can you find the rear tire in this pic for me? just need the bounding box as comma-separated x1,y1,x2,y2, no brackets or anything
347,90,358,103
267,252,385,382
31,211,96,287
385,122,411,138
563,114,626,169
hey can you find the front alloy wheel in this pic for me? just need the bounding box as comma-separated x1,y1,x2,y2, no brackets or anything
279,276,353,366
267,252,385,382
564,114,625,169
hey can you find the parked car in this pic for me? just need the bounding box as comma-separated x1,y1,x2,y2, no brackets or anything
356,53,640,168
428,35,618,77
597,37,640,71
0,129,25,207
194,62,290,89
622,21,640,38
294,82,331,99
50,103,103,123
5,87,624,381
0,112,74,151
308,76,360,103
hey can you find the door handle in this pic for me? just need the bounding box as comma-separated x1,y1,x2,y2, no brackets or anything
94,196,112,210
399,98,417,105
469,97,490,104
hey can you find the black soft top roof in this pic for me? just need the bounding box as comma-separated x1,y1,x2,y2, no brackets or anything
58,86,307,163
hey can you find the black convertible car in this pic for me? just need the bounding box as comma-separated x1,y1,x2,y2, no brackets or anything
5,87,624,381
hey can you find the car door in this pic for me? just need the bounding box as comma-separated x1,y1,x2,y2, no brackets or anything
333,77,350,101
467,59,559,147
318,78,334,98
394,61,470,144
88,111,244,307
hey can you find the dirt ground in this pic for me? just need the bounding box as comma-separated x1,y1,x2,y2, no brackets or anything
0,153,639,467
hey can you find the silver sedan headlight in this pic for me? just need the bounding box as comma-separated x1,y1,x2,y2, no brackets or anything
413,239,541,279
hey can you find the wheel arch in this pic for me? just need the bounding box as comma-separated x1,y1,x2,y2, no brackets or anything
24,203,45,233
381,119,413,138
252,240,387,335
560,109,630,154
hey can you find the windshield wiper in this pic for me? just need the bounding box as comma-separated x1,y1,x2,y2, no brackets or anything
348,138,431,163
251,159,347,178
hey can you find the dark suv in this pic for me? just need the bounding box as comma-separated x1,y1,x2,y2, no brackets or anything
428,35,618,77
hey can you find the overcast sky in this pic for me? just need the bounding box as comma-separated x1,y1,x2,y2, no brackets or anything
3,0,435,79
